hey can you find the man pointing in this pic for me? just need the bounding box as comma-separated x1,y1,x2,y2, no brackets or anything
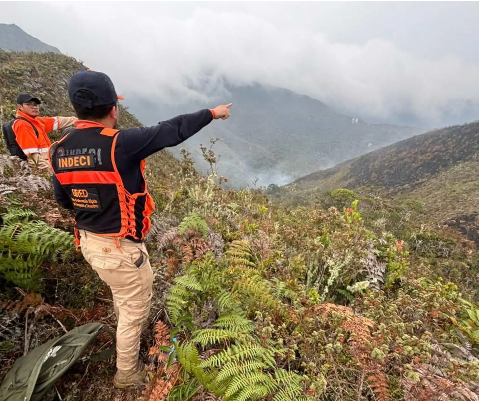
50,70,231,388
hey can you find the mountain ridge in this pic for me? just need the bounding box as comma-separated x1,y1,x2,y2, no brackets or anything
290,122,478,190
271,121,479,241
0,23,60,53
128,82,423,187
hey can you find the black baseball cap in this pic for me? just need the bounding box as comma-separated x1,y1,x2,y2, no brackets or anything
68,70,123,108
16,93,41,105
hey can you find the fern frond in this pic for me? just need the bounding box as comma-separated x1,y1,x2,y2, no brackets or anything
200,343,276,369
216,290,242,313
225,240,256,269
215,359,268,384
175,341,222,396
233,380,273,401
191,329,241,348
166,284,191,324
213,314,254,333
273,369,305,401
227,256,257,269
2,207,37,224
232,274,282,312
178,213,209,237
175,341,200,372
0,211,73,291
223,372,275,399
174,274,203,291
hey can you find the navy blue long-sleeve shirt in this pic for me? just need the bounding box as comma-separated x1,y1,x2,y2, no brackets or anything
53,109,213,210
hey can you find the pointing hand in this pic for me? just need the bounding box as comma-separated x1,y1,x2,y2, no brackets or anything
211,103,233,120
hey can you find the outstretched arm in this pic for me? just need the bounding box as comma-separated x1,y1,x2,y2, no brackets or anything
56,116,77,129
118,104,232,161
38,116,77,133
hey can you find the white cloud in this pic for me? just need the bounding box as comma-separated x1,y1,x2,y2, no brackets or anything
0,2,478,127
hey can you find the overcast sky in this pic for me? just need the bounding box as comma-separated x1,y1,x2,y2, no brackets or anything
0,1,479,127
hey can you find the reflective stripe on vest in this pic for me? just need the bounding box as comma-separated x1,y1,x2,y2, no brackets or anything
50,127,155,241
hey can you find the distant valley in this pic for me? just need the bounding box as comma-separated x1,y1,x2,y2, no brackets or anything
128,83,422,187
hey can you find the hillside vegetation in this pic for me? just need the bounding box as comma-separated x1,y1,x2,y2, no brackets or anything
0,52,479,401
0,50,139,128
0,50,180,170
272,122,479,242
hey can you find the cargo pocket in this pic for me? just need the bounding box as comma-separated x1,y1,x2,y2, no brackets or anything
90,256,123,287
91,256,122,270
131,248,151,269
133,249,153,299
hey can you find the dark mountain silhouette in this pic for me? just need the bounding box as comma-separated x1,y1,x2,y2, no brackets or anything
0,24,60,53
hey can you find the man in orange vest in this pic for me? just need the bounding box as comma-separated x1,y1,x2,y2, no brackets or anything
13,93,76,169
50,70,231,388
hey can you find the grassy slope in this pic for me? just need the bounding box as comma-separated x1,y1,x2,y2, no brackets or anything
0,50,137,126
272,122,479,241
0,50,181,174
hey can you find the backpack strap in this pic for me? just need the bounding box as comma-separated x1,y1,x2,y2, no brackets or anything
15,117,40,138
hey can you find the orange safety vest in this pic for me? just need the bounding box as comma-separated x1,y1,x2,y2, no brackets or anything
49,124,155,243
13,110,58,155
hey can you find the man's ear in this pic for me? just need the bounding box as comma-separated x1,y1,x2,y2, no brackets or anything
109,105,118,119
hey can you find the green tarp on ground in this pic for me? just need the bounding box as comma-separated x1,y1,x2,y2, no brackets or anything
0,322,103,401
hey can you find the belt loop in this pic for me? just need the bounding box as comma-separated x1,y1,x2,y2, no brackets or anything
113,237,122,251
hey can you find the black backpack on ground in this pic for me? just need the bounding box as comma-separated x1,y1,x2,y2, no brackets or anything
1,117,39,160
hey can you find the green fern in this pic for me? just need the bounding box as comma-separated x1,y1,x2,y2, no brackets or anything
234,381,273,400
216,290,243,314
0,209,74,291
200,343,276,369
224,372,276,399
191,328,244,348
175,341,215,388
2,207,37,224
178,212,209,237
174,274,203,291
273,368,306,401
232,273,282,313
166,239,306,401
213,314,254,333
225,239,256,270
215,359,268,383
165,256,222,327
166,283,193,326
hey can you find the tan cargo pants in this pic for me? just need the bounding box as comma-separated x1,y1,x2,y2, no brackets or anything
79,230,154,371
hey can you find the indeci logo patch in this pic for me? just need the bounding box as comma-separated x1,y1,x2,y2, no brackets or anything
57,154,95,169
70,187,102,211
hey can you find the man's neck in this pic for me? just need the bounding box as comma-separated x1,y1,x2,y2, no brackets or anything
16,110,37,120
74,117,116,130
96,117,115,128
